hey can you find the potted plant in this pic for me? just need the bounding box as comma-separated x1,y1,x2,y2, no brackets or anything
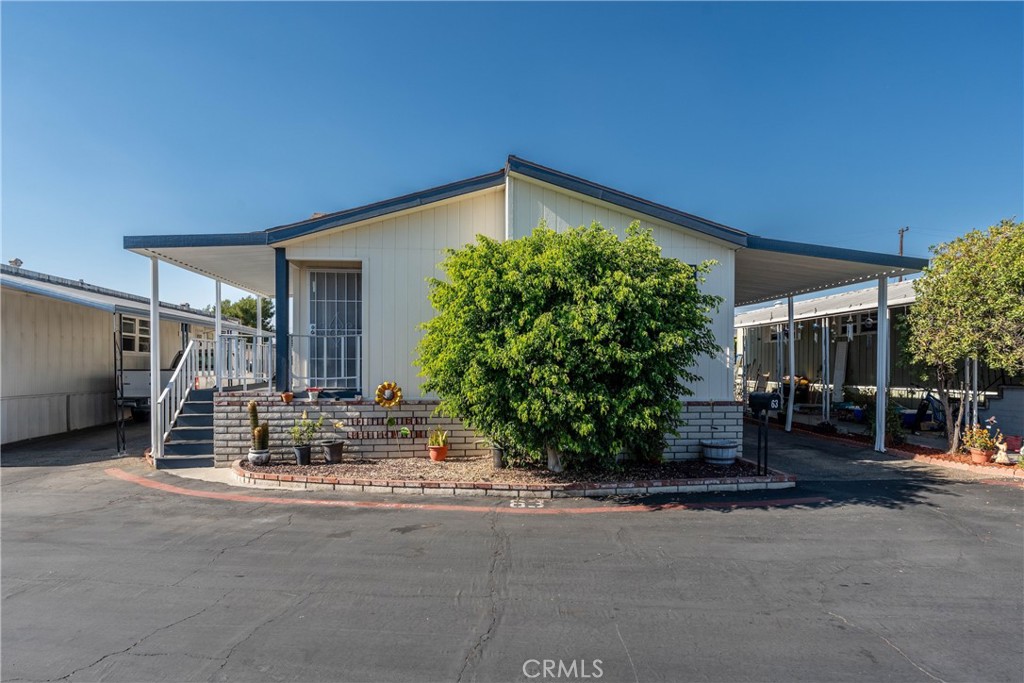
962,418,1003,464
280,390,294,404
306,386,323,403
247,400,271,465
322,420,346,464
289,411,324,465
428,428,449,462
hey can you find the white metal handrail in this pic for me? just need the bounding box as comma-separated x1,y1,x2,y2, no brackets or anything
217,333,274,391
156,340,207,450
289,333,362,390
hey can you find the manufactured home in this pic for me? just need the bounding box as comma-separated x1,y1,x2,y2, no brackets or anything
0,265,256,446
123,156,929,466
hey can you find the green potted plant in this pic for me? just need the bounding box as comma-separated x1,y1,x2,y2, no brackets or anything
322,419,346,464
289,411,324,465
247,400,271,465
427,428,449,462
962,418,1003,464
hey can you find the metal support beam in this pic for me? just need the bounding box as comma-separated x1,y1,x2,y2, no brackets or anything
274,248,290,392
149,257,162,459
785,296,795,432
214,280,222,390
874,277,889,452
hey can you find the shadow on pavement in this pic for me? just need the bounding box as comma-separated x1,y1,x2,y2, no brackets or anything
1,422,150,467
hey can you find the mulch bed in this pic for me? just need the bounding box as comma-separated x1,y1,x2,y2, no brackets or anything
239,455,763,486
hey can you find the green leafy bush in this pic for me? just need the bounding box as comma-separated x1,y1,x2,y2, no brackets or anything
416,222,723,470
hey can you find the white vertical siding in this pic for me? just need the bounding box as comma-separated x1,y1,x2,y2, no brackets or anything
509,176,737,401
286,187,505,398
1,290,115,443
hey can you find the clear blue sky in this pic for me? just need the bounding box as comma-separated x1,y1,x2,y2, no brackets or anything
3,2,1021,308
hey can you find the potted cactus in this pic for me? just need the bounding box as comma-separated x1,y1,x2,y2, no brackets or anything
428,428,449,462
247,400,271,465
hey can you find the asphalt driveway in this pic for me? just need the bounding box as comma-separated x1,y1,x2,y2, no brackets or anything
2,424,1021,682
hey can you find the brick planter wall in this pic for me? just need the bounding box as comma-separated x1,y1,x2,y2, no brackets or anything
666,401,744,460
213,391,488,465
213,392,744,466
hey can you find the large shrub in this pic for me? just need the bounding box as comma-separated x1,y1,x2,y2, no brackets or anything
416,222,723,470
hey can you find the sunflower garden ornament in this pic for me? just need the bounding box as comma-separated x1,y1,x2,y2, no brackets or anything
375,381,402,409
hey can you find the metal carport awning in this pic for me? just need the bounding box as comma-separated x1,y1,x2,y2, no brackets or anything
735,237,928,307
732,236,929,454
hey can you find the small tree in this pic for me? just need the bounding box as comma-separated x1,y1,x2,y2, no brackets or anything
906,220,1024,452
416,222,723,471
204,296,274,332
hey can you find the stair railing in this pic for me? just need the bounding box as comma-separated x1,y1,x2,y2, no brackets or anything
156,340,207,449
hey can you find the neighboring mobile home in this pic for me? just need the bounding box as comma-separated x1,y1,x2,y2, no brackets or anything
0,265,255,445
124,156,929,465
734,279,1024,435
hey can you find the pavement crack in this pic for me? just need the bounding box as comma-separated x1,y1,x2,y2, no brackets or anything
209,591,313,681
172,509,290,587
826,611,946,683
455,507,510,683
48,590,234,681
615,622,641,683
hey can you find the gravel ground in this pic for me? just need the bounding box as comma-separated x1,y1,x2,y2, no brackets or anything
240,455,762,485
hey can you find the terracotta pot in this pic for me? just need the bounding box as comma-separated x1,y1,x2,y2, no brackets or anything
968,447,994,465
281,391,294,404
428,445,448,462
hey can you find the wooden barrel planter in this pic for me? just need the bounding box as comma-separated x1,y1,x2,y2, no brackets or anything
701,439,739,466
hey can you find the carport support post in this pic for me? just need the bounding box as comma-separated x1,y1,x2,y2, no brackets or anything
785,296,796,432
874,276,889,452
214,280,222,390
274,248,290,392
149,257,162,460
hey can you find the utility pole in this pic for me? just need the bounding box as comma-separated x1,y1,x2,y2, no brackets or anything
897,226,910,282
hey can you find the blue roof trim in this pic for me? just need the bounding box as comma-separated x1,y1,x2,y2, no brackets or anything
506,156,749,247
265,169,507,243
745,236,930,270
123,232,269,250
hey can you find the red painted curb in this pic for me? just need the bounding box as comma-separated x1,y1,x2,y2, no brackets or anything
106,467,827,515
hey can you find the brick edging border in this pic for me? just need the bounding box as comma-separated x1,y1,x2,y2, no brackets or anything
745,416,1024,479
230,459,797,498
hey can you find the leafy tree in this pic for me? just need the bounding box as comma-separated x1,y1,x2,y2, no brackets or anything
204,296,274,332
906,220,1024,452
416,222,723,471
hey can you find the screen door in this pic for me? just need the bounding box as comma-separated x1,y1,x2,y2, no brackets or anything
308,270,362,389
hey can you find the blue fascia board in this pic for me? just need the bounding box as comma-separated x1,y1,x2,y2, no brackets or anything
123,232,269,250
265,169,507,244
506,156,749,247
745,236,930,270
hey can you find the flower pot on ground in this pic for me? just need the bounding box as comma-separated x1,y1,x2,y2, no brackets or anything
428,428,449,462
968,448,995,465
247,400,271,465
962,420,1003,465
289,411,324,465
293,445,312,466
323,440,345,464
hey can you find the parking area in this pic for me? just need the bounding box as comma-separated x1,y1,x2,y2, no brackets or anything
2,424,1021,682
